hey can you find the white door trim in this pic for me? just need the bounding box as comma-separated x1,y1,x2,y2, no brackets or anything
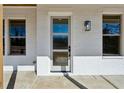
48,12,72,16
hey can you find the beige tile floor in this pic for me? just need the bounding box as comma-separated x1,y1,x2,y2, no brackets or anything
71,76,115,89
102,75,124,89
31,76,79,89
4,71,13,89
4,71,124,89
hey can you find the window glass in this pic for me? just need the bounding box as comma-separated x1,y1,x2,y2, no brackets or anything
10,20,25,36
53,35,68,49
53,19,68,33
103,15,120,55
53,52,68,66
9,20,26,55
103,23,120,34
103,36,120,55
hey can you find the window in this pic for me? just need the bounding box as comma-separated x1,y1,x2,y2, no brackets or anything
9,20,26,55
3,19,5,55
103,15,121,56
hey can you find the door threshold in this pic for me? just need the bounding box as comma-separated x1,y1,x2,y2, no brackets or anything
49,71,72,76
51,71,71,73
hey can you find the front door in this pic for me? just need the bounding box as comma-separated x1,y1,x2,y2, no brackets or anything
51,16,71,72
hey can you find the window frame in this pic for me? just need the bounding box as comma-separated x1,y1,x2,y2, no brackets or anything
3,19,5,55
8,19,26,56
102,15,121,56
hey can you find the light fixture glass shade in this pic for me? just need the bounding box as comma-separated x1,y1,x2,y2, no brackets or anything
84,20,91,31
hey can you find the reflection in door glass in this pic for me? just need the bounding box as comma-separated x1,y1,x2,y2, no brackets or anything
53,19,68,33
53,35,68,49
53,52,68,66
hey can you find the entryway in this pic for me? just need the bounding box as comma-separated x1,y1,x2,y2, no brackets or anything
50,16,71,72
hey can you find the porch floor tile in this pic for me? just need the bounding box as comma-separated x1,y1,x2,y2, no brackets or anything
31,76,79,89
4,71,13,89
4,71,124,89
102,75,124,89
71,76,115,89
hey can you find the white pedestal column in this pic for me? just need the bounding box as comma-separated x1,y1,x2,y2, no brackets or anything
37,56,50,76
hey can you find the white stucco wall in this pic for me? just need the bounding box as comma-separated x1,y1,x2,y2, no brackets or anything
3,8,37,70
36,5,124,75
72,10,102,56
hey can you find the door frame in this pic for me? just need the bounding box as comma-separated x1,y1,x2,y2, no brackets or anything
48,12,72,72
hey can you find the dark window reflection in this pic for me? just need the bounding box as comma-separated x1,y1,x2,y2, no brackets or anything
103,15,120,55
53,35,68,49
103,23,120,34
53,19,68,33
9,20,26,55
10,20,25,36
10,38,26,55
103,36,120,55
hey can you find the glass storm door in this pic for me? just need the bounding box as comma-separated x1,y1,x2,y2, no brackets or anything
51,16,71,72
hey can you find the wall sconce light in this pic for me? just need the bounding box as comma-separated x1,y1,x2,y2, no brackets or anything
84,20,91,31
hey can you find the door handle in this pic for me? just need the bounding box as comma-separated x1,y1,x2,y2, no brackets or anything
68,46,70,52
